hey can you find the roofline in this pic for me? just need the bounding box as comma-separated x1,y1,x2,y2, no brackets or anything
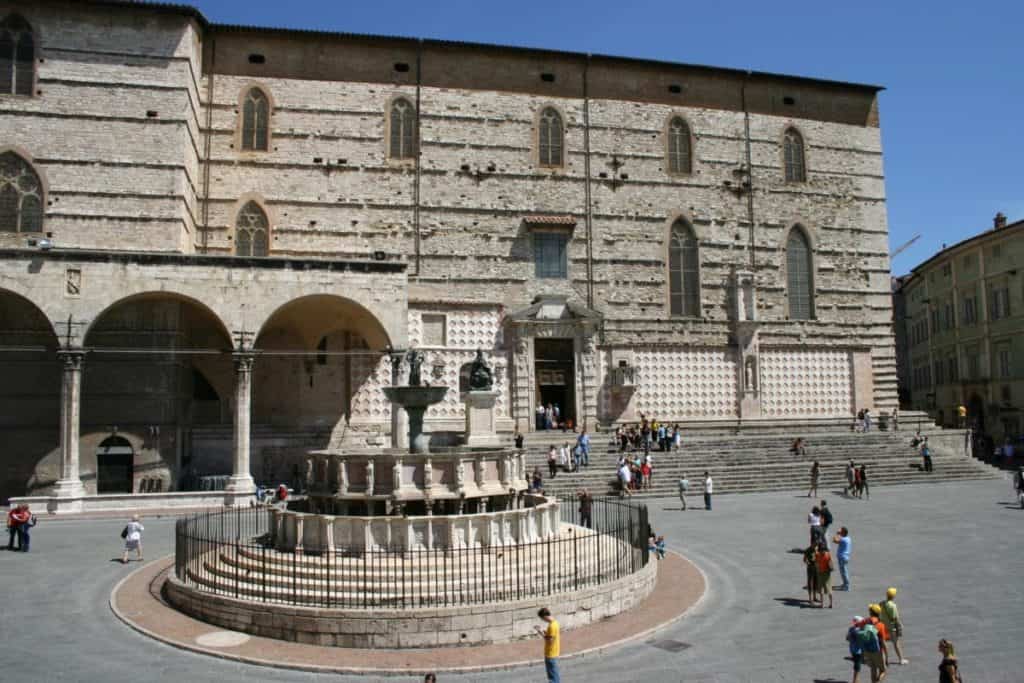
82,1,885,94
901,217,1024,285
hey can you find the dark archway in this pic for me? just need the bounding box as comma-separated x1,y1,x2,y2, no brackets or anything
83,293,234,491
96,435,133,494
0,289,60,503
968,393,985,433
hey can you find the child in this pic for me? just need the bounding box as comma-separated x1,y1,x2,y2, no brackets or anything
648,534,666,560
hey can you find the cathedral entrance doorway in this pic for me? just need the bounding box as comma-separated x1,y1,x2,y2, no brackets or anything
96,436,133,494
535,338,575,427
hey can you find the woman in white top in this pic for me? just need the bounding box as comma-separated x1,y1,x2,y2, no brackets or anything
558,443,570,471
121,514,145,564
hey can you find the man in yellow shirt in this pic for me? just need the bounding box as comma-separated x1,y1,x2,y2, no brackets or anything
535,607,561,682
957,404,967,428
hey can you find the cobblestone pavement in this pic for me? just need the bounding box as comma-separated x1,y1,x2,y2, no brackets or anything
1,476,1020,682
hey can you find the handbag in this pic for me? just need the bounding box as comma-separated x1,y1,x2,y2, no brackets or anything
120,525,129,539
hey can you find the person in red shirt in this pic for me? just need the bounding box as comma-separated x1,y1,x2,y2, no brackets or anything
868,603,892,668
7,504,34,552
7,505,24,550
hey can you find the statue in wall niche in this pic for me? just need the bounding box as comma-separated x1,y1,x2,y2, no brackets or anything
468,349,494,391
456,461,465,490
406,349,424,387
745,358,757,391
365,460,375,495
423,458,433,489
475,456,485,486
304,458,314,491
392,459,402,490
335,458,347,494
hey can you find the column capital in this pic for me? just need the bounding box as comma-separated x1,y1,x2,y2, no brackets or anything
56,349,87,370
232,351,257,371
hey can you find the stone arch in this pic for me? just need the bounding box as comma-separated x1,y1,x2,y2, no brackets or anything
255,294,393,352
83,291,232,348
0,285,59,347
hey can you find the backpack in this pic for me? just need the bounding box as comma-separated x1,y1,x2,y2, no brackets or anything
679,479,689,491
857,624,880,652
120,525,129,539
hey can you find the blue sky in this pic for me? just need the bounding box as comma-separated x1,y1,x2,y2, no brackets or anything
189,0,1023,275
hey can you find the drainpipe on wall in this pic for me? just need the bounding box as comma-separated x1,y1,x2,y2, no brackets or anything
583,55,595,310
741,71,756,271
200,35,216,254
413,39,423,277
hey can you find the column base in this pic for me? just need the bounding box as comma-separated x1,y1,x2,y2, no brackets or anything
51,478,87,500
223,475,256,505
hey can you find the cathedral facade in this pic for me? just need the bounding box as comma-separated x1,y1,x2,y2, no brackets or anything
0,1,895,501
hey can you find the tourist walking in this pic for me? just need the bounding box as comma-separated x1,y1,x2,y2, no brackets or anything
808,460,820,498
536,404,546,430
820,500,834,544
881,587,909,665
816,542,833,608
863,408,873,433
534,607,561,683
677,474,689,510
921,437,933,472
121,514,145,563
577,489,592,528
846,460,857,496
859,465,870,499
803,543,820,605
703,471,713,510
867,604,891,667
547,445,558,478
937,639,960,683
6,504,24,550
531,466,543,493
576,430,591,467
846,617,866,683
1014,466,1024,509
618,461,633,497
808,506,823,545
858,617,885,682
834,527,852,590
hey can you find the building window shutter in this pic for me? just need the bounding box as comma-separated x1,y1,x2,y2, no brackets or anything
0,151,44,233
241,88,270,151
668,219,700,316
538,108,563,167
786,228,813,319
667,117,692,174
236,201,269,257
783,128,806,182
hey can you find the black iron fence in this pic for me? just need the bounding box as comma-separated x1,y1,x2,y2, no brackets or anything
174,496,650,608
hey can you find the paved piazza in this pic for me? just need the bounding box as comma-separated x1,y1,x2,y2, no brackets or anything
2,477,1019,682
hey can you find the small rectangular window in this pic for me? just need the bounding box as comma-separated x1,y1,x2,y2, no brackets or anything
534,232,568,279
248,53,266,64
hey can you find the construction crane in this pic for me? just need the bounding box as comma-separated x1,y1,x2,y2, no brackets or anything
890,234,921,259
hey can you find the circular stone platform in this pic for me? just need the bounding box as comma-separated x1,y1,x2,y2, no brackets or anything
111,552,706,675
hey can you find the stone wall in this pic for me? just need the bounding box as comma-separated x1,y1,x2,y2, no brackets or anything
164,553,657,648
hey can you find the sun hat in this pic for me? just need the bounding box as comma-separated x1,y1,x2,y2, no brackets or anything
886,587,897,599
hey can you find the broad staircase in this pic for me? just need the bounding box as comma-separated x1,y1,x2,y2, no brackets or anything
520,426,1000,498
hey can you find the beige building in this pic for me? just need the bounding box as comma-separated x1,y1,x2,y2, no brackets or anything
896,213,1024,443
0,1,896,503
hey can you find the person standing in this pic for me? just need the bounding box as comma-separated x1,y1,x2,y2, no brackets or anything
937,639,959,683
677,474,689,510
577,430,591,468
577,489,592,529
547,445,558,478
815,542,833,608
858,617,885,682
891,407,899,432
9,504,33,552
859,465,870,499
867,604,891,667
820,500,834,539
846,460,857,496
618,461,633,497
535,607,561,683
957,404,967,428
121,514,145,563
6,504,25,550
514,430,524,451
803,543,819,606
881,587,909,665
863,408,873,433
921,437,933,472
558,442,570,472
808,461,820,498
1014,466,1024,509
536,404,546,431
834,527,852,591
703,471,713,511
846,617,866,683
808,506,823,546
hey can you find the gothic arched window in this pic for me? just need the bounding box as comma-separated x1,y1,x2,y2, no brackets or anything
240,88,270,151
783,127,806,182
538,107,564,168
235,201,269,257
786,227,814,319
0,151,43,233
388,97,417,160
668,219,700,316
667,117,692,174
0,14,34,96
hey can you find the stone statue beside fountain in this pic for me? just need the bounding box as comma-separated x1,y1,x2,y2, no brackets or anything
381,348,448,454
464,348,501,447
